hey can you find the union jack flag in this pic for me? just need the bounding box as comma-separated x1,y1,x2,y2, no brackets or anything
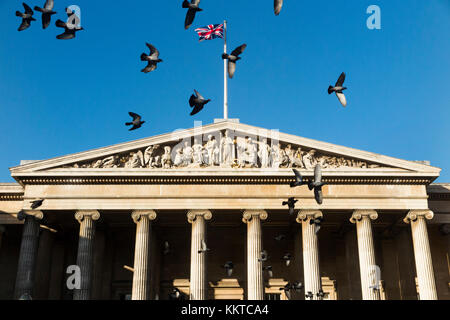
194,24,224,41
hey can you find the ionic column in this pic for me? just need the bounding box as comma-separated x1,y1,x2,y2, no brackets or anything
187,210,212,300
350,210,381,300
404,210,437,300
131,210,157,300
14,210,43,299
242,210,267,300
73,210,100,300
296,210,322,300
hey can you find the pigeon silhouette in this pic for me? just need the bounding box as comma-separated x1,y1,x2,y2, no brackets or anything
305,291,314,300
282,253,292,266
222,44,247,78
258,250,268,262
182,0,202,30
292,281,303,292
308,164,326,205
34,0,56,29
317,289,325,299
198,239,210,253
16,3,36,31
55,18,83,40
222,261,234,276
263,266,273,278
274,0,283,15
280,283,292,300
30,199,44,209
328,72,347,107
290,169,308,187
125,112,145,131
189,90,211,116
141,43,163,73
169,288,183,300
282,197,297,216
309,216,323,234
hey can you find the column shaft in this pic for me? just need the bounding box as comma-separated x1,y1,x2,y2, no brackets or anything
301,218,321,299
14,213,42,299
405,210,437,300
73,211,99,300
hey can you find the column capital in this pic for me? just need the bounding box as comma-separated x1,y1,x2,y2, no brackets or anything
296,210,322,223
187,210,212,223
350,210,378,224
404,210,434,224
17,210,44,221
75,210,100,223
242,210,268,223
131,210,157,224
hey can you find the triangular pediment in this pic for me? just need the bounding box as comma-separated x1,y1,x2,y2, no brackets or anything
10,121,441,178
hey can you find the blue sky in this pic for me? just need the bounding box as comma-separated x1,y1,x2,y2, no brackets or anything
0,0,449,182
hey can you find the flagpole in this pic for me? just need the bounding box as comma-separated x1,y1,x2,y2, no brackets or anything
223,20,228,120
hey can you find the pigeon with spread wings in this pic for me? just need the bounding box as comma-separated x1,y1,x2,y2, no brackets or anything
222,44,247,79
125,112,145,131
308,164,326,205
55,18,83,40
16,3,36,31
182,0,202,30
189,90,211,116
328,72,347,107
34,0,56,29
141,43,163,73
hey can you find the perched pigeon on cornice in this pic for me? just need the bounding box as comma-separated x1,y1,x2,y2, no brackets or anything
141,43,163,73
16,3,36,31
30,199,44,209
222,261,234,276
308,164,326,205
282,197,297,216
55,17,83,40
189,90,211,116
310,216,323,234
274,0,283,16
34,0,56,29
182,0,202,30
290,169,308,187
263,265,273,278
198,239,210,253
222,44,247,79
328,72,347,107
258,250,268,262
282,253,292,266
125,112,145,131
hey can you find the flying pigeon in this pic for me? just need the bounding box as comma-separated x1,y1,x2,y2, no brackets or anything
290,169,308,187
163,241,170,255
328,72,347,107
222,261,234,277
140,43,163,73
309,216,323,234
16,3,36,31
282,253,292,266
125,112,145,131
279,283,292,300
317,289,325,299
34,0,56,29
189,90,211,116
198,239,210,253
305,291,314,300
282,197,297,216
169,288,183,300
258,250,268,262
222,44,247,79
30,199,44,209
182,0,202,30
274,234,286,241
263,266,273,278
308,164,326,205
274,0,283,15
55,18,83,40
292,281,303,292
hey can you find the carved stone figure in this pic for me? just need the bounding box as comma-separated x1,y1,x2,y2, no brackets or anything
293,147,305,168
192,138,204,165
244,137,258,167
161,146,172,168
271,144,281,168
144,145,159,168
303,149,317,169
221,130,234,165
174,148,184,167
182,141,193,166
205,135,218,166
258,138,271,168
126,150,144,168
